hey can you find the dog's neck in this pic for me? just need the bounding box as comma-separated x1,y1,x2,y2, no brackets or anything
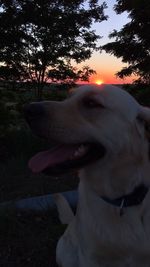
79,154,150,201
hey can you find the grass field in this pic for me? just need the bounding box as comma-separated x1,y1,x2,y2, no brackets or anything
0,207,66,267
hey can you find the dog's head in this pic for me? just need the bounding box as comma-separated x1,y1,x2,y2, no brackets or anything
24,85,150,179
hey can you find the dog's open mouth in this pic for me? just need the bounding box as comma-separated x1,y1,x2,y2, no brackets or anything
29,143,106,175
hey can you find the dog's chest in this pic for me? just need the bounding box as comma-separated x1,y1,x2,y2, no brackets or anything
77,235,150,267
78,253,150,267
57,207,150,267
76,202,150,267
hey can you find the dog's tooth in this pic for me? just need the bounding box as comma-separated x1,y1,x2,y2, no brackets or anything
78,145,85,152
73,147,83,158
74,151,78,157
80,145,89,153
70,145,89,160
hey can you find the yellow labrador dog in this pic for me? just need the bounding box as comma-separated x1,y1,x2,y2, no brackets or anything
25,85,150,267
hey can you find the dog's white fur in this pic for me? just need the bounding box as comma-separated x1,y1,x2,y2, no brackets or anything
50,85,150,267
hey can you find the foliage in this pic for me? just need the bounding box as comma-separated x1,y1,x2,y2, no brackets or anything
123,84,150,106
102,0,150,85
0,84,70,141
48,63,96,84
0,0,107,96
0,66,22,81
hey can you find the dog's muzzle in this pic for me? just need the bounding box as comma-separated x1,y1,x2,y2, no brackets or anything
24,102,106,175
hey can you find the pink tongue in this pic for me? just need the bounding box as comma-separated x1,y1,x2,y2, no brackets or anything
29,145,78,173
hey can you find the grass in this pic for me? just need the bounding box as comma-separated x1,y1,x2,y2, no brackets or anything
0,207,66,267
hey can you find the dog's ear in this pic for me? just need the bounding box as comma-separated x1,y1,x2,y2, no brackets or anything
138,106,150,140
139,107,150,123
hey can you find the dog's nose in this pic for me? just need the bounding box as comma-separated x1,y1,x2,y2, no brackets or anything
24,103,45,121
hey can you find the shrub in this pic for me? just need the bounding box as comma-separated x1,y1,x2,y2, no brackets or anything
123,84,150,106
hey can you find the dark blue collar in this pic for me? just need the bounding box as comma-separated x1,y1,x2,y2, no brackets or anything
101,184,149,215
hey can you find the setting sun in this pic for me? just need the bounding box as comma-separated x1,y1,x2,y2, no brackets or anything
95,79,104,85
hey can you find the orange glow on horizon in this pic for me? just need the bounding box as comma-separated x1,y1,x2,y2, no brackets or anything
89,73,134,85
95,79,104,85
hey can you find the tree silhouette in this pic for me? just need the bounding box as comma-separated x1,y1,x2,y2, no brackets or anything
102,0,150,85
0,0,107,96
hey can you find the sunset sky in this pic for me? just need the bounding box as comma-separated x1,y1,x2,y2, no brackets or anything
81,0,133,84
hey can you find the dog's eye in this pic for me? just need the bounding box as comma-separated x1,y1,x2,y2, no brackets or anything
83,98,104,109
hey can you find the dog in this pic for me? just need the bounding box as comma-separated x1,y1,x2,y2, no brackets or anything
25,84,150,267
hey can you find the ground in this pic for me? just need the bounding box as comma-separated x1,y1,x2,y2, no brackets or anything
0,163,78,267
0,209,62,267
